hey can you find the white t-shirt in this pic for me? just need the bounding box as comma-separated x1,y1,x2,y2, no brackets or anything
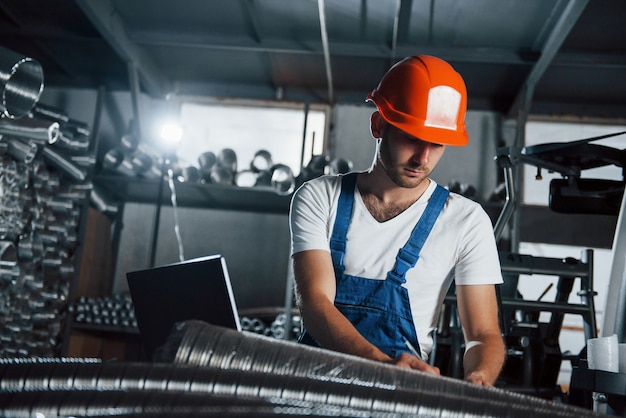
289,173,503,358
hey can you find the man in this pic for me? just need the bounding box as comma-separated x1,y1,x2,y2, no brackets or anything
289,55,505,387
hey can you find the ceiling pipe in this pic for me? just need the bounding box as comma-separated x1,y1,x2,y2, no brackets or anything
317,0,334,103
391,0,413,66
390,0,402,64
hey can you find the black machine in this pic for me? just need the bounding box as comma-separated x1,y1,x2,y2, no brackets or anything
433,132,625,405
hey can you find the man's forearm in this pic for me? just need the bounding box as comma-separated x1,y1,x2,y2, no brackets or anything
462,334,506,386
300,300,391,362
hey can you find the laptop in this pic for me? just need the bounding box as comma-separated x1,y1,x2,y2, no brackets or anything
126,254,242,361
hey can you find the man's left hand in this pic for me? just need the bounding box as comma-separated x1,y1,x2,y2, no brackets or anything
464,370,493,387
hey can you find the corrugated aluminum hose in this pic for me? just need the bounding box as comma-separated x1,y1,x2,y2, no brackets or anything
0,46,44,119
0,321,607,417
0,357,605,418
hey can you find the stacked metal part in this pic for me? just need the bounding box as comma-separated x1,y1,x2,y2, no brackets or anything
69,293,138,330
0,45,94,357
200,148,297,195
102,131,162,180
104,140,300,196
68,293,299,341
240,311,301,340
0,321,607,417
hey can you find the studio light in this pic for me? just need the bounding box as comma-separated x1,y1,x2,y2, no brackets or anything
158,122,183,154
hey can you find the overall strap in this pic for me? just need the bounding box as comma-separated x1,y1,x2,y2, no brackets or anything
387,185,450,284
329,173,357,274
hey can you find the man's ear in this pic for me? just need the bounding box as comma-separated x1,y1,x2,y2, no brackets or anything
370,111,383,139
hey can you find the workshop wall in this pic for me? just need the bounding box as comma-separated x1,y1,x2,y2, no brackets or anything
329,105,502,201
37,86,507,312
114,203,291,310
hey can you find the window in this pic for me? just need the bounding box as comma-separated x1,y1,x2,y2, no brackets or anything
176,100,327,180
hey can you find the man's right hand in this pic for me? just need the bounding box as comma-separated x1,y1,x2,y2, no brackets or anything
389,352,441,375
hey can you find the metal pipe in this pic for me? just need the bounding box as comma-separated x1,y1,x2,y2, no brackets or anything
53,131,90,153
493,156,517,242
0,46,44,119
0,241,17,268
90,186,119,217
317,0,334,103
29,103,70,124
160,321,600,417
0,119,59,144
0,355,602,417
6,139,38,164
40,147,87,182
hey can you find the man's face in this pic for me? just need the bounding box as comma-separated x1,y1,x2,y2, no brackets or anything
373,114,446,189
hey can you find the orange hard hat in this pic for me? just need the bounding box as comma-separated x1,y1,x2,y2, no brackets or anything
366,55,469,146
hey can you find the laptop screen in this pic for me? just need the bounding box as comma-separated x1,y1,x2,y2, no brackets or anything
126,254,241,360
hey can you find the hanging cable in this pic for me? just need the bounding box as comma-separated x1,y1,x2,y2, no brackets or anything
167,168,185,262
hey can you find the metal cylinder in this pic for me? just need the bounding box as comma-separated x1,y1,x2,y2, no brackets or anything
210,165,233,185
159,321,602,417
0,119,59,144
234,170,258,187
0,342,603,418
198,151,217,171
250,149,272,172
53,131,89,153
0,241,17,268
217,148,237,173
29,103,70,124
329,157,353,175
17,231,43,262
90,186,118,217
120,133,138,153
41,146,86,182
270,164,295,195
6,139,38,164
0,46,44,119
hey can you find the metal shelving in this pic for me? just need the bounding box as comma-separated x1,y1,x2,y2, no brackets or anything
93,174,293,214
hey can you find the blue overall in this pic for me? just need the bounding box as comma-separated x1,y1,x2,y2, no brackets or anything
299,173,449,358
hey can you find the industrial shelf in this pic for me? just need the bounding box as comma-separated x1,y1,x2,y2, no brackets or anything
93,174,293,214
72,323,139,335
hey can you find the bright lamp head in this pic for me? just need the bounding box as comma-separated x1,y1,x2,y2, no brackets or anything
159,122,183,152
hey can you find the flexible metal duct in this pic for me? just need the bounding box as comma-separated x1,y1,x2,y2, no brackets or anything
0,46,44,119
0,357,606,417
154,320,602,417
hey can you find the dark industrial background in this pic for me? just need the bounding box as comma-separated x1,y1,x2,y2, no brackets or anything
0,1,624,416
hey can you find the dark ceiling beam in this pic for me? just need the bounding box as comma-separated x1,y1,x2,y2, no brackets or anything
131,30,537,64
130,30,626,70
74,0,169,98
506,0,589,119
